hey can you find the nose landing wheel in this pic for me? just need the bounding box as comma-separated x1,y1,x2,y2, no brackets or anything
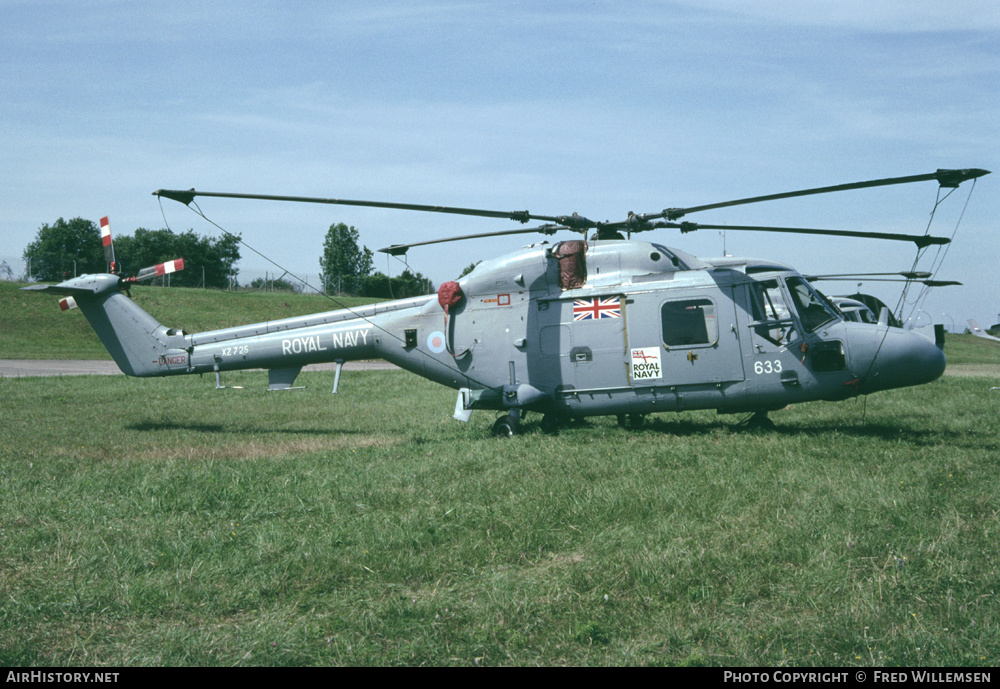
492,414,521,437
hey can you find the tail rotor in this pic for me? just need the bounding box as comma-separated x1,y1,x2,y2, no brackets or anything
102,215,186,286
46,215,186,310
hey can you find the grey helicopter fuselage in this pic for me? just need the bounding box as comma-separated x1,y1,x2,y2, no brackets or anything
33,237,946,426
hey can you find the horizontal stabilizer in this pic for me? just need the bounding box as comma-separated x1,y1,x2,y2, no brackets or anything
22,283,100,297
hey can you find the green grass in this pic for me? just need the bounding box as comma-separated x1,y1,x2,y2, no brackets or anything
938,330,1000,366
1,367,998,666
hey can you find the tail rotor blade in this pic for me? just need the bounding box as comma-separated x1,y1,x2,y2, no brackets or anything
133,258,185,282
100,216,116,272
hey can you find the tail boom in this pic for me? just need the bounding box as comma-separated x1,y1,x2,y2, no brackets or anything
26,276,477,393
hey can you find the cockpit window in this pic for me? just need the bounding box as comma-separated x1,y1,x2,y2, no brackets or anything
785,277,839,333
749,279,793,345
750,279,787,321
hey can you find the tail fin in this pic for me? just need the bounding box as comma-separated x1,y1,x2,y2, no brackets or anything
968,319,1000,343
23,274,190,376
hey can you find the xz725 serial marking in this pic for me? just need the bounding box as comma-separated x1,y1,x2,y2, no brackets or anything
221,345,249,357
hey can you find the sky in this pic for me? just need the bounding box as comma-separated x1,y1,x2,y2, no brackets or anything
2,0,998,328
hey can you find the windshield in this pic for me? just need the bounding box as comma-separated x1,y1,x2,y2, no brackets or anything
785,276,839,332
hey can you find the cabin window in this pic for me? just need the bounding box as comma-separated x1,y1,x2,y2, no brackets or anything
661,298,718,347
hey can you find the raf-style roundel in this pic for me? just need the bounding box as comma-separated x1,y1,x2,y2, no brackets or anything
427,331,447,354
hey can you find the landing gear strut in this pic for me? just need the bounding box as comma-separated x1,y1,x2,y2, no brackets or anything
617,413,646,429
741,411,777,431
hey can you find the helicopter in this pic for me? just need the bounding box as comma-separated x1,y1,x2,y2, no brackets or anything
968,320,1000,344
827,296,878,324
24,168,989,436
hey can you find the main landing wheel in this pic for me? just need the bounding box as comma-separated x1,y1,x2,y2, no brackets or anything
540,414,563,434
492,415,520,438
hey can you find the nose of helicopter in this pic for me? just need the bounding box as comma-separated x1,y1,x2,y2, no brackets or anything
855,327,946,395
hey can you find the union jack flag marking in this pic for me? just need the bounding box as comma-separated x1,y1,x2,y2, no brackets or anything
573,297,621,321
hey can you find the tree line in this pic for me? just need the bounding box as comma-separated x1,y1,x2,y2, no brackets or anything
22,217,435,297
22,218,241,289
319,222,433,299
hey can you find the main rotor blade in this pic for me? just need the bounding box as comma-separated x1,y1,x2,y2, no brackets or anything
154,188,590,227
807,271,933,280
378,224,570,256
653,168,990,221
155,167,988,244
669,222,950,248
812,278,961,286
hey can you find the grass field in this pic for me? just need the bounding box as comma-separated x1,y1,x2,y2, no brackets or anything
2,370,999,666
2,281,999,666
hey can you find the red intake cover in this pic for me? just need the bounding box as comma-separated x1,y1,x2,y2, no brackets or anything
438,281,463,315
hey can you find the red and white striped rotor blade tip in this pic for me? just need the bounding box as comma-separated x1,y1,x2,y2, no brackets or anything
100,216,115,267
135,258,185,281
